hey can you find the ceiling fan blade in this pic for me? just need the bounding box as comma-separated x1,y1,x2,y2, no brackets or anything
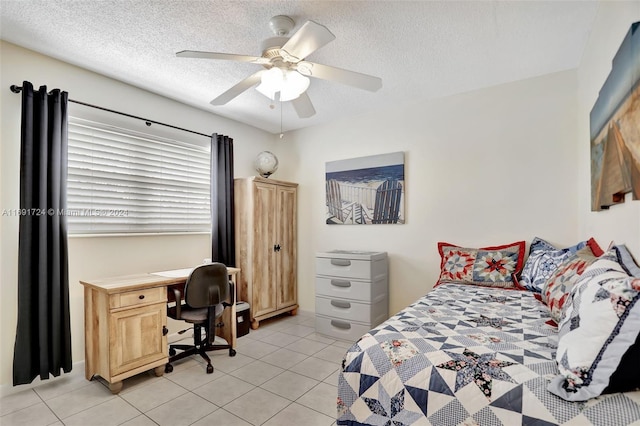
280,21,336,62
292,92,316,118
176,50,269,64
298,62,382,92
210,70,266,105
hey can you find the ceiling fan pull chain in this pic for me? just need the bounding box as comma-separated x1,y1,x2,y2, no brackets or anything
280,100,284,139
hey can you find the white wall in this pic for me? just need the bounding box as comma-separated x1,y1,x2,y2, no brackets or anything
0,41,280,388
288,69,582,316
577,2,640,256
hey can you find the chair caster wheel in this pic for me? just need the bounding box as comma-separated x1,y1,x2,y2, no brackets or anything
206,365,214,374
169,348,176,356
165,363,173,373
229,348,236,357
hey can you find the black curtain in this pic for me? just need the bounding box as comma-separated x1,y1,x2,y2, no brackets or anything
13,81,72,385
210,133,235,267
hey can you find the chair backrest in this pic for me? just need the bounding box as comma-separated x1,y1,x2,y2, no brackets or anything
372,179,402,224
184,263,229,309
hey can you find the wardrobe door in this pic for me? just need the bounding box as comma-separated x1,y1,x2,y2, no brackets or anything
276,185,297,309
251,181,278,318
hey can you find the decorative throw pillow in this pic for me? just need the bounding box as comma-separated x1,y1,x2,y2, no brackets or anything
436,241,525,289
519,237,603,293
541,246,600,323
549,250,640,401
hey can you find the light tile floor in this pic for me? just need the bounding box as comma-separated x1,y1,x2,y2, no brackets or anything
0,311,353,426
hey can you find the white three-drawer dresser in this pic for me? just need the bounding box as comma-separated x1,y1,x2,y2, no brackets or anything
315,250,388,341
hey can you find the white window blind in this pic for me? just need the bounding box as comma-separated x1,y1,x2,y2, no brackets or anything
67,117,211,234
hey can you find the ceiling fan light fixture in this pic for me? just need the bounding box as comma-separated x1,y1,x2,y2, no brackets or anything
256,67,283,99
256,68,309,101
280,70,310,101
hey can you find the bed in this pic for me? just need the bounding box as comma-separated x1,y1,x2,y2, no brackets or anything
337,240,640,426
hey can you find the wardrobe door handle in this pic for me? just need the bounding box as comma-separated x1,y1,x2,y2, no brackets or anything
331,300,351,309
330,259,351,266
330,279,351,288
331,320,351,330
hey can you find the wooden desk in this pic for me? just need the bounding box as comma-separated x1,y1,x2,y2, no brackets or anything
80,267,239,394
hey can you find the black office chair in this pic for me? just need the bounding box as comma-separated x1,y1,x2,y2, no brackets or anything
165,263,236,374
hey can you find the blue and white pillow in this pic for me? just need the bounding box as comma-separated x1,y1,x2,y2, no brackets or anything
519,238,587,292
548,249,640,401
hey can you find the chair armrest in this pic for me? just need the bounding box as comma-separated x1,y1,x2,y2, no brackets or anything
171,287,183,318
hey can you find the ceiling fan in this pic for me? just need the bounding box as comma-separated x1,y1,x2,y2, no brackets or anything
176,15,382,118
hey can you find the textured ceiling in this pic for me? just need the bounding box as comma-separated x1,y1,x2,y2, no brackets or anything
1,1,598,134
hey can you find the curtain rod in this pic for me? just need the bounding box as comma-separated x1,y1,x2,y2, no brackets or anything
9,84,212,139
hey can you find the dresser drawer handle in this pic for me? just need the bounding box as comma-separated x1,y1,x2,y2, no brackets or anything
138,295,145,300
331,300,351,309
331,320,351,330
330,279,351,288
330,259,351,266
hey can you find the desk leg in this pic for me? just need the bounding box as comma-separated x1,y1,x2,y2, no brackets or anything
216,304,236,348
108,381,123,394
83,287,95,381
214,272,237,348
153,365,165,377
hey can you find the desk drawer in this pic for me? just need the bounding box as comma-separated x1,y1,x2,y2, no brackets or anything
110,287,165,310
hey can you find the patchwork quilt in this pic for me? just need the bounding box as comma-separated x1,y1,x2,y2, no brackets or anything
337,283,640,425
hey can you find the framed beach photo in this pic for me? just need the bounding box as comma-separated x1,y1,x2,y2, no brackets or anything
590,22,640,211
325,151,405,225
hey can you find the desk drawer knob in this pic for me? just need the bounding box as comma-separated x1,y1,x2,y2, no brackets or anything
139,295,145,300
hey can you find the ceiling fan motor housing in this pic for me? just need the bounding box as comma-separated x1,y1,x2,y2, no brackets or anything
261,37,289,59
268,15,295,36
262,15,295,63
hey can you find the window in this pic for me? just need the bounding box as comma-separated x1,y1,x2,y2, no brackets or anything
67,117,210,234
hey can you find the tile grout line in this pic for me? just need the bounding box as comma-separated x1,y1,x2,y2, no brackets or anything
36,387,66,426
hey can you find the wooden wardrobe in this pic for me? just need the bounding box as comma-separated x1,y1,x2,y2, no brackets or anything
234,176,298,329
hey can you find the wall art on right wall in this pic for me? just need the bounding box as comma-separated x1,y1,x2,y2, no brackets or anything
590,21,640,211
